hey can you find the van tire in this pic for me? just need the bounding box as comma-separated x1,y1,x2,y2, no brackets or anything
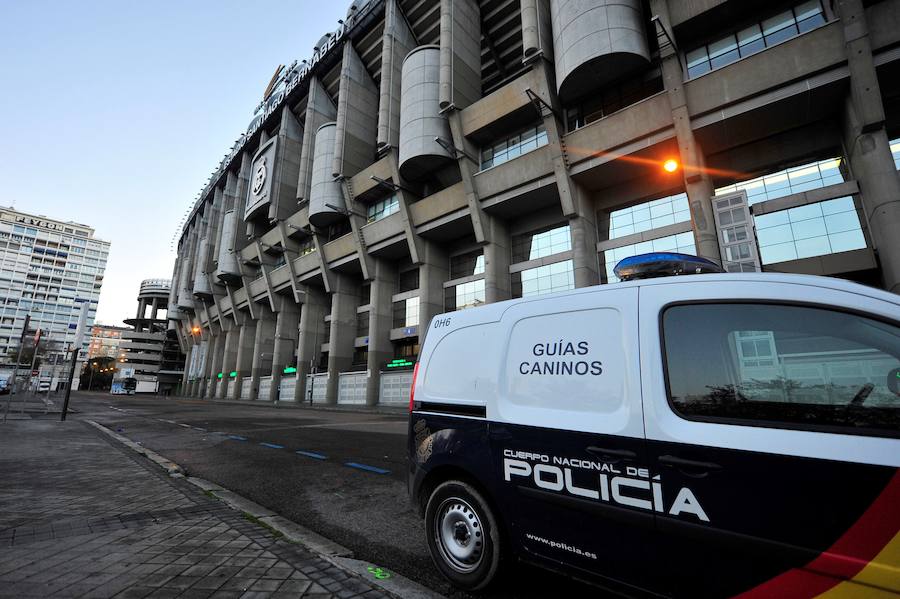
425,480,502,591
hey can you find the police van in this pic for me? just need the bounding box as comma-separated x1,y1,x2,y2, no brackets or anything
407,254,900,597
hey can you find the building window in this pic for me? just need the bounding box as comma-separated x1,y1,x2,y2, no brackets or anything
322,320,331,343
326,220,351,242
565,67,664,131
512,260,574,298
352,347,368,365
686,1,826,78
480,123,548,171
296,238,316,257
601,232,696,284
394,339,419,360
449,250,485,279
356,311,369,338
445,279,485,312
359,283,371,306
662,303,900,436
754,197,866,264
715,157,843,206
366,195,400,223
393,296,419,328
512,224,571,263
890,138,900,170
398,269,419,293
606,192,690,240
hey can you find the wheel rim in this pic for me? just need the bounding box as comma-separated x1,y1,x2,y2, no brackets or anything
434,497,485,573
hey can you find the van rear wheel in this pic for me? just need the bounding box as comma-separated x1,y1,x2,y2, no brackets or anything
425,480,501,591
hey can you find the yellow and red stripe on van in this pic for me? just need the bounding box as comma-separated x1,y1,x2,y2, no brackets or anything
735,471,900,598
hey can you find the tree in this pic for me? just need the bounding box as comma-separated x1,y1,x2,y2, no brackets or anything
6,348,41,370
80,356,117,391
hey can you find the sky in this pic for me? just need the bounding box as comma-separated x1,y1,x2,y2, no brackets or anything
0,1,347,325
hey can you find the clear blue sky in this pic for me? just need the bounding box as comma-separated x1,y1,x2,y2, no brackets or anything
0,1,346,325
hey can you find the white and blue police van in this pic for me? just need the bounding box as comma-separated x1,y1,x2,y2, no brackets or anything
407,253,900,597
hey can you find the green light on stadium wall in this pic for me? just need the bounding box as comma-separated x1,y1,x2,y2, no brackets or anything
229,371,237,378
386,358,414,369
216,372,223,379
283,366,297,374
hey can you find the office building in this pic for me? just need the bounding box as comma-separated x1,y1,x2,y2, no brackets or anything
0,206,108,367
88,324,128,360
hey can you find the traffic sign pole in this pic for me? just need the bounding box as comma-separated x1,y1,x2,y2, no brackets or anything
61,302,89,422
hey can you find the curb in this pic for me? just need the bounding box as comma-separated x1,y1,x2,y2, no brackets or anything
85,419,444,599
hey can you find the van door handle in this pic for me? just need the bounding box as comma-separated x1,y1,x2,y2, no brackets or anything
586,446,637,461
658,455,722,475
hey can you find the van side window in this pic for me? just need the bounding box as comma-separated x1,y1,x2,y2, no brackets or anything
661,303,900,436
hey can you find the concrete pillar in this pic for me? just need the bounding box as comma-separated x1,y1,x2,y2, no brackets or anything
150,299,159,321
366,260,397,406
570,214,599,288
231,315,256,401
205,326,226,400
250,310,276,401
419,242,449,329
198,330,218,398
837,0,900,293
216,321,238,399
650,0,720,264
325,275,359,405
181,344,193,395
483,219,511,303
294,285,329,402
269,299,300,403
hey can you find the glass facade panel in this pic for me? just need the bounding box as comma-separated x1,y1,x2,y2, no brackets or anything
511,260,575,298
480,123,548,170
754,197,865,264
366,195,400,223
606,192,689,240
445,279,485,311
715,157,843,205
686,1,825,78
392,296,419,328
891,138,900,170
449,250,485,280
602,232,696,284
511,224,571,262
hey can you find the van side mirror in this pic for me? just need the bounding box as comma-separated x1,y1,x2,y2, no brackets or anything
889,367,900,396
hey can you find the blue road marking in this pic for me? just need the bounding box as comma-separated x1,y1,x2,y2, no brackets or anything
296,450,328,460
260,442,284,449
227,435,247,441
344,462,391,475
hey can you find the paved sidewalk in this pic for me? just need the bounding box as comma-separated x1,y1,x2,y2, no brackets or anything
0,417,394,598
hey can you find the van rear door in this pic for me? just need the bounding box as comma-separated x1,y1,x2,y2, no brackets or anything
639,280,900,597
490,287,662,592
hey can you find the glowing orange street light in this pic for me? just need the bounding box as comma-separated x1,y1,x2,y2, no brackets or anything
663,159,679,173
191,326,201,334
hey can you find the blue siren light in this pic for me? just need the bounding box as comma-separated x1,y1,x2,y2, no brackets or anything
613,252,724,282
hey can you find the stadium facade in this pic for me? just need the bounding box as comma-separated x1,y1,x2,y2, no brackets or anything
170,0,900,405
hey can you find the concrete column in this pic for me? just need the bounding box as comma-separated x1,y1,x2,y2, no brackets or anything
250,310,276,401
294,285,329,402
198,330,218,398
150,299,159,321
205,326,226,400
837,0,900,292
650,0,720,264
366,260,397,406
483,219,511,303
325,275,359,405
269,299,300,403
419,242,448,329
231,315,256,401
216,321,238,399
570,214,599,288
181,344,193,395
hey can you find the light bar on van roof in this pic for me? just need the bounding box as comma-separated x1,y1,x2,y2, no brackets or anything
613,252,723,282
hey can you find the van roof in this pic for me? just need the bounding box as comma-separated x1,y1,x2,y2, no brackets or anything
436,272,900,327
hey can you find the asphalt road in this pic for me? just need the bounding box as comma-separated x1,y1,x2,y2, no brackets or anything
70,392,599,598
